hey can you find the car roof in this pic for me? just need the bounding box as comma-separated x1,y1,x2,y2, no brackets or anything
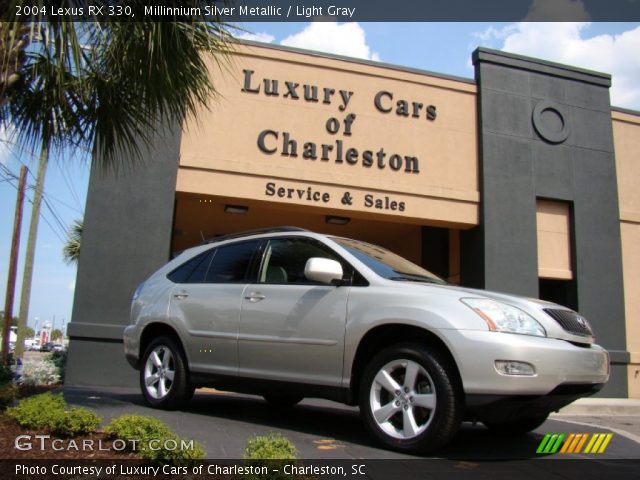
202,227,308,245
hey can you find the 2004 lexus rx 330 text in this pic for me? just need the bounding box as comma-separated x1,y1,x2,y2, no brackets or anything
124,227,609,453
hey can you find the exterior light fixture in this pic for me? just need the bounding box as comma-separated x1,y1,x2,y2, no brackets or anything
325,215,350,225
224,205,249,214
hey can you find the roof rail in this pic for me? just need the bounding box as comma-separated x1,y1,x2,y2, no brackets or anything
202,226,308,244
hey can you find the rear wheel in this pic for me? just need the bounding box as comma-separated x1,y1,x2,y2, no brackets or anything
263,394,304,407
483,414,549,435
359,343,462,453
140,336,193,410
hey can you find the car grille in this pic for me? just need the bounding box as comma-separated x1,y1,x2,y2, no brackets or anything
543,309,593,337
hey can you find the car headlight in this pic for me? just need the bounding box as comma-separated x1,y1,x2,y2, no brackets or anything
461,298,546,337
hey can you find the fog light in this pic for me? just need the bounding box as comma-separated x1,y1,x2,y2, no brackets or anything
495,360,536,376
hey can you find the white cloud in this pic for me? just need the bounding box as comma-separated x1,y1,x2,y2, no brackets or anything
524,0,590,21
68,280,75,292
475,23,640,110
235,31,275,44
280,22,380,62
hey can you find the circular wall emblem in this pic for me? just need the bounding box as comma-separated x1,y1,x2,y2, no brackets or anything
532,100,570,144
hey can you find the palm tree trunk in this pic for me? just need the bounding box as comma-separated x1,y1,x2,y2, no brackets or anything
15,144,48,358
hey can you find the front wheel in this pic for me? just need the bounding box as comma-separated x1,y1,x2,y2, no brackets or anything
140,336,193,410
359,343,462,453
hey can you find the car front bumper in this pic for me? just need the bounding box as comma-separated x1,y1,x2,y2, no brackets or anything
445,329,609,396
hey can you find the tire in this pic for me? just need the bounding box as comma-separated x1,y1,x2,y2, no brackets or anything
483,414,549,435
263,394,304,407
359,343,462,453
140,335,194,410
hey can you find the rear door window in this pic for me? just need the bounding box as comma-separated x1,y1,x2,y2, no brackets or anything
205,239,262,283
167,250,215,284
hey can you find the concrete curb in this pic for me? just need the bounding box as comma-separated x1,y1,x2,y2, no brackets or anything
553,398,640,416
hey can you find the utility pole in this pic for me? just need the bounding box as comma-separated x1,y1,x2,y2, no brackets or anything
2,166,27,364
16,146,48,359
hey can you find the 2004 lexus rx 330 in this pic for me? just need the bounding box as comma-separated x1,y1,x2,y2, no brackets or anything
124,227,609,453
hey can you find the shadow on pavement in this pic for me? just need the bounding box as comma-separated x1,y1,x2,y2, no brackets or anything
64,386,548,459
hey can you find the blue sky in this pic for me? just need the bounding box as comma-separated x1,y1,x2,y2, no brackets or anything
1,20,639,335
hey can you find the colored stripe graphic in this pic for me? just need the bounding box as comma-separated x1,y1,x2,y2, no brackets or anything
597,433,613,453
574,433,589,453
584,433,613,453
558,433,588,453
537,433,565,453
537,433,613,454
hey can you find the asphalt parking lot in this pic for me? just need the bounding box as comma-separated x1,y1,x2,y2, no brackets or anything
63,386,640,461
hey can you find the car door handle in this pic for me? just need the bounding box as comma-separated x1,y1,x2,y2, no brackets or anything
173,291,189,300
245,292,266,302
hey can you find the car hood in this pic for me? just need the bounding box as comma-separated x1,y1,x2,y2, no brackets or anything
384,280,595,344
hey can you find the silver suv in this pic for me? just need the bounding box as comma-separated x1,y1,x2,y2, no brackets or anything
124,227,609,453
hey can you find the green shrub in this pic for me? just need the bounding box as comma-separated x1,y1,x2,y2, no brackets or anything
105,414,204,464
105,415,173,441
244,432,298,460
6,392,65,428
243,433,299,480
51,408,102,436
48,351,68,382
0,383,17,410
6,392,101,436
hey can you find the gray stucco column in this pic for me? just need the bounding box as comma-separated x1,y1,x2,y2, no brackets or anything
65,125,182,387
463,48,628,397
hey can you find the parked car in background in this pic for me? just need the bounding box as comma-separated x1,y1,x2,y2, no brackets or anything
52,343,66,352
123,227,609,453
40,342,55,352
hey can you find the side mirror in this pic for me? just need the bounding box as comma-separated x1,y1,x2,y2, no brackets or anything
304,257,344,285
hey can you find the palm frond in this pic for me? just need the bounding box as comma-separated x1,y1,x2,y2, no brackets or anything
1,1,235,171
62,218,83,265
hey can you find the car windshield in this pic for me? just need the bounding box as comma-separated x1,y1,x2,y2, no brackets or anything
332,237,446,285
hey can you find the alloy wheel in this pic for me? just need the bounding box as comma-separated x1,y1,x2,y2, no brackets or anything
143,345,175,399
369,358,437,440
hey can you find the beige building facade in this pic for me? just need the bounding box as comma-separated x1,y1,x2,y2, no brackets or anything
67,43,640,398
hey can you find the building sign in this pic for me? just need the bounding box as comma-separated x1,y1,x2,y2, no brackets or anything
242,69,436,174
264,181,406,211
177,44,479,226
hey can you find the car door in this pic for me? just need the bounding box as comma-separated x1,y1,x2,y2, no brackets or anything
238,237,350,387
168,239,262,376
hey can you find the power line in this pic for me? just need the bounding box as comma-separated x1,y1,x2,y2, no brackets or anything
9,153,86,216
1,168,67,244
60,161,84,212
3,160,84,238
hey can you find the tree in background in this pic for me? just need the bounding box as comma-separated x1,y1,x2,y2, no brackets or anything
1,2,235,359
62,219,82,265
51,329,63,342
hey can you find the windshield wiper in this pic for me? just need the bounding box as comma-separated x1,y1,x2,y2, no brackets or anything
388,274,444,284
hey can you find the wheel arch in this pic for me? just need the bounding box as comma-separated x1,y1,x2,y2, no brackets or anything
348,324,463,404
139,322,190,367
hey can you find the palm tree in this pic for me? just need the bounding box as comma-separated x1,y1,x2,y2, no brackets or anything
1,1,235,360
63,219,83,265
